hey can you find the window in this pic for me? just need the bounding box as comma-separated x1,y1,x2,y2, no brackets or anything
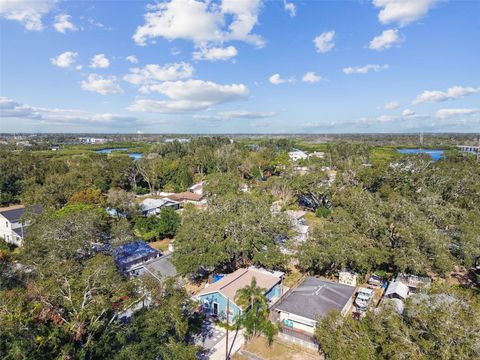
6,221,8,228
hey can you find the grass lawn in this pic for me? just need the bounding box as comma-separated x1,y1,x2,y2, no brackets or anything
148,239,170,252
232,336,323,360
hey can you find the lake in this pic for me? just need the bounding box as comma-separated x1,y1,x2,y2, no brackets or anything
397,148,445,161
96,148,143,159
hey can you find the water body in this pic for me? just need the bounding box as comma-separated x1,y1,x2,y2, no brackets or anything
96,148,143,159
397,148,445,161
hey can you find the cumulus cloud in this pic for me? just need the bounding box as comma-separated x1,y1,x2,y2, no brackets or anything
369,29,402,50
0,0,56,31
89,54,110,68
373,0,439,26
413,86,480,104
384,101,400,109
194,110,277,121
314,30,335,53
193,46,238,61
124,62,194,88
0,96,136,127
284,1,296,17
53,13,77,33
269,73,294,85
80,74,123,95
51,51,78,68
133,0,264,48
126,55,139,64
343,64,389,74
402,108,415,117
436,108,479,119
302,72,321,83
128,79,249,113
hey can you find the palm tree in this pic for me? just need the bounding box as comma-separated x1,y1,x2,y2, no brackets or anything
235,277,276,344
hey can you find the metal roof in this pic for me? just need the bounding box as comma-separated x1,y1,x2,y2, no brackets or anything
113,241,159,268
274,277,356,321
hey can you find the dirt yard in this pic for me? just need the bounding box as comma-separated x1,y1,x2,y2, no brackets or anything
232,336,323,360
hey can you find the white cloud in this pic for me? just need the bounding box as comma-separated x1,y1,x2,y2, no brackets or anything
373,0,439,26
302,72,321,83
402,108,415,116
53,13,77,33
126,55,139,64
269,73,294,85
284,1,296,17
0,0,56,31
133,0,264,48
124,62,194,88
343,64,389,74
436,108,479,119
51,51,78,68
192,46,238,61
128,79,249,113
195,110,277,121
0,97,136,127
413,86,480,104
80,74,123,95
314,30,335,53
384,101,400,109
89,54,110,69
369,28,402,50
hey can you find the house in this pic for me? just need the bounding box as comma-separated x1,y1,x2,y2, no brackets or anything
168,192,205,206
339,270,357,287
0,205,41,246
308,151,325,159
188,181,205,196
288,149,308,161
113,241,161,276
293,165,311,175
272,277,355,338
140,198,180,216
143,253,177,282
395,273,431,293
197,267,284,323
368,274,384,287
384,281,409,301
286,210,309,243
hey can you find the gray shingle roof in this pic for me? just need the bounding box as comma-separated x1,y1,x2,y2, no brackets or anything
274,277,356,321
144,254,177,279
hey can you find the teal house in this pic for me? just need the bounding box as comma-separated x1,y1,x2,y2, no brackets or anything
197,267,284,323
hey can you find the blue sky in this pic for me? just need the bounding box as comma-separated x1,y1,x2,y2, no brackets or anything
1,0,479,133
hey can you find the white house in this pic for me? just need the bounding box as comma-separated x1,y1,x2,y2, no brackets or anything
188,181,205,196
384,281,409,301
286,210,309,243
0,205,40,246
140,198,180,216
288,150,308,161
308,151,325,159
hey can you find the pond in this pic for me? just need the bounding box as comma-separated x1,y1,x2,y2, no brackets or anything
397,148,445,161
95,148,143,159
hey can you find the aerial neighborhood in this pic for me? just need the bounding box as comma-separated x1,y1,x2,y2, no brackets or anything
1,134,479,360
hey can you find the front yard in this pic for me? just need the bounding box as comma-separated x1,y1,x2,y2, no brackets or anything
232,336,323,360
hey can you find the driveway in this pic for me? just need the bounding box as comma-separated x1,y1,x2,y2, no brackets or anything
196,318,245,360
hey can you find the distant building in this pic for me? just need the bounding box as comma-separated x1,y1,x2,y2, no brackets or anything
188,181,205,196
79,137,107,144
139,198,180,216
272,277,355,339
384,281,409,301
165,138,190,143
309,151,325,159
113,241,160,276
197,267,284,323
339,270,357,287
395,273,431,293
0,205,41,246
288,149,308,161
168,192,205,205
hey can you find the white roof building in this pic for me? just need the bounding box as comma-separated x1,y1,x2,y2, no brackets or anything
140,198,180,216
385,281,409,300
288,150,308,161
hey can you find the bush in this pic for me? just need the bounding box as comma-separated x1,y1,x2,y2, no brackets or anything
315,207,331,218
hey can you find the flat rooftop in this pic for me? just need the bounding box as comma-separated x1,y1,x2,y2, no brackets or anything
274,277,356,321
